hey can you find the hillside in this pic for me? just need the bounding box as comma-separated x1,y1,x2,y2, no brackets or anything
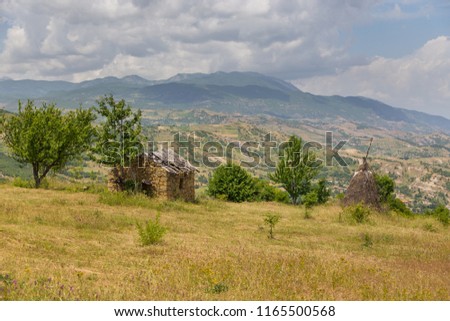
1,72,449,134
0,185,449,300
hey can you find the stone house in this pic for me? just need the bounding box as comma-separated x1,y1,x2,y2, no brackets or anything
108,149,197,201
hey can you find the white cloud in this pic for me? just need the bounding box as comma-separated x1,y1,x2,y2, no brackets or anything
0,0,379,80
0,0,448,118
296,36,450,118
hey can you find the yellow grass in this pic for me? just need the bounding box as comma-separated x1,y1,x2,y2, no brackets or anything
0,185,449,300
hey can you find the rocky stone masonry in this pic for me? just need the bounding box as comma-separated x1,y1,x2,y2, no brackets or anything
108,152,196,202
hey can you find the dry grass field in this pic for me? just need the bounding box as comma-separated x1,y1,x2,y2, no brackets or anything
0,184,449,300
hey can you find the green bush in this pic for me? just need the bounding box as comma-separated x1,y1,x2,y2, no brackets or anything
430,204,449,226
207,163,257,202
136,213,167,245
254,179,290,203
302,190,318,219
12,177,34,188
374,174,395,203
344,203,371,224
314,179,330,204
388,196,413,216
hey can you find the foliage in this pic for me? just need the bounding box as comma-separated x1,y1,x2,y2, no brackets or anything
264,213,281,239
374,174,395,203
207,163,257,202
254,179,290,203
361,233,373,248
388,197,413,216
269,135,320,204
302,191,318,219
0,100,95,188
375,173,413,216
344,203,371,224
91,95,142,190
427,204,449,227
136,213,167,245
314,179,330,204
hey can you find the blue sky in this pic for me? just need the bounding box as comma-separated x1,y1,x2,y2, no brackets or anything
0,0,449,118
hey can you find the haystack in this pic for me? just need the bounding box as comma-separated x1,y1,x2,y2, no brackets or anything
342,157,380,209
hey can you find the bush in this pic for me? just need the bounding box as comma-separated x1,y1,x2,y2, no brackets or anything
136,213,167,245
12,177,34,188
314,179,330,204
374,174,395,203
254,179,290,203
343,203,371,224
254,179,276,201
430,204,449,226
302,191,318,219
207,163,257,202
388,196,413,216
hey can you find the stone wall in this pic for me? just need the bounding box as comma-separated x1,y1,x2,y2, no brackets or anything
108,155,196,201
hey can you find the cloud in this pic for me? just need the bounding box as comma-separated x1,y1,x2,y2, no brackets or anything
296,36,450,118
0,0,379,81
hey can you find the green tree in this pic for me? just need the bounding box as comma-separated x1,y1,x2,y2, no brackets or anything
91,95,142,190
314,178,330,204
207,163,257,202
0,100,95,188
269,135,320,204
374,174,395,203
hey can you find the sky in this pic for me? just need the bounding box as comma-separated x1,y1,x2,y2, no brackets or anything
0,0,449,118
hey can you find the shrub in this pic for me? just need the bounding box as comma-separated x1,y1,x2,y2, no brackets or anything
254,179,290,203
374,174,395,203
264,213,281,239
302,191,318,219
254,179,276,201
388,196,413,216
361,233,373,248
12,177,33,188
344,203,371,224
314,179,330,204
431,204,449,226
207,163,257,202
136,213,167,245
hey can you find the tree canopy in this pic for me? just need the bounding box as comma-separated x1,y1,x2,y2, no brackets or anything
270,135,321,204
91,95,143,189
0,100,95,188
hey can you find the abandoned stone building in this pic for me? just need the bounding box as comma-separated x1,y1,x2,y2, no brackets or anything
108,149,197,201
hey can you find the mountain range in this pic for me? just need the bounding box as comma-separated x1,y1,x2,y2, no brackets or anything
0,71,449,134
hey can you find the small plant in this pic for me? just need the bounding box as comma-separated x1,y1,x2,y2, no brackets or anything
423,223,437,232
210,282,229,294
343,203,371,224
302,191,318,219
264,213,281,239
136,213,167,245
361,233,373,248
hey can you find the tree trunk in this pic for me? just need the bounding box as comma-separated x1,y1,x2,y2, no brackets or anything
32,164,41,188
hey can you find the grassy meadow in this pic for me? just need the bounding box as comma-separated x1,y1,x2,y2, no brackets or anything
0,184,449,300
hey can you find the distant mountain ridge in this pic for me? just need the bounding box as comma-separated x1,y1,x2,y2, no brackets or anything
0,71,449,134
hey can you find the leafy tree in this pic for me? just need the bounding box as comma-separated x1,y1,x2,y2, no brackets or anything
207,163,257,202
91,95,142,190
269,135,320,204
0,100,95,188
314,178,330,204
374,174,395,203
